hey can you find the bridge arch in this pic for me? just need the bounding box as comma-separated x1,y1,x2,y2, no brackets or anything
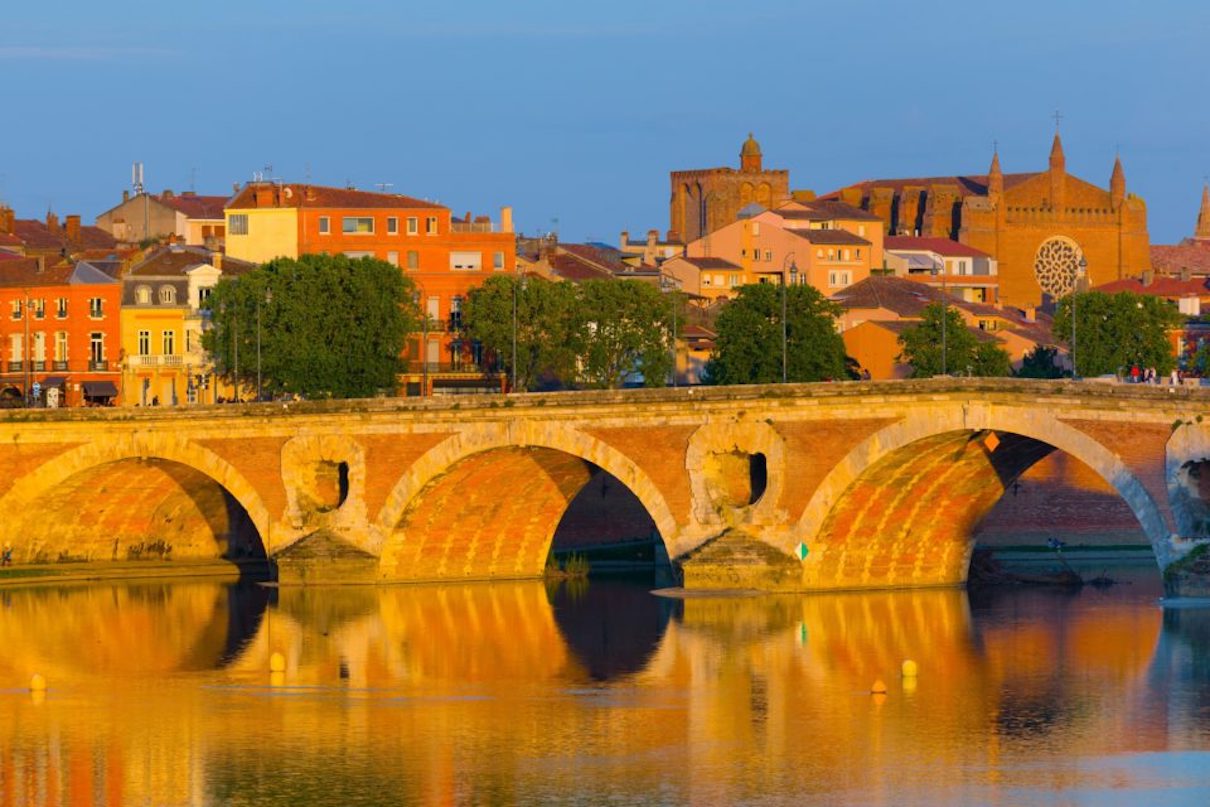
373,421,679,581
792,403,1168,587
0,433,274,563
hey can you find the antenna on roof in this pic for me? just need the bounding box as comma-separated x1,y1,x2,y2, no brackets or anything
375,182,394,193
132,161,145,195
189,167,196,193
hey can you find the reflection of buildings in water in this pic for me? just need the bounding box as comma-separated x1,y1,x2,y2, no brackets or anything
0,580,1189,806
1143,605,1210,742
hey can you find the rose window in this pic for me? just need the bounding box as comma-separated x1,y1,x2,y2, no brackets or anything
1034,237,1084,297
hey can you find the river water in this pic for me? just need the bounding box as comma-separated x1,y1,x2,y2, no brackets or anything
2,564,1210,806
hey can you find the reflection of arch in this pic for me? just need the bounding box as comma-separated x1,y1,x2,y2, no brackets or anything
374,423,679,580
548,578,676,681
795,407,1166,586
0,434,273,560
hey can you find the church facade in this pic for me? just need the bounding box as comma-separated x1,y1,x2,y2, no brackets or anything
828,134,1151,308
669,134,790,244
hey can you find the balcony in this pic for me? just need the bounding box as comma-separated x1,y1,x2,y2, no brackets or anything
162,355,184,367
6,361,22,372
31,360,45,371
88,360,109,371
52,360,69,371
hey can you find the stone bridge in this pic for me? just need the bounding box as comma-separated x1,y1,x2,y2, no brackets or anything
4,379,1210,591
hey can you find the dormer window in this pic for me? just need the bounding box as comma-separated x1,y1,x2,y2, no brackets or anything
159,285,176,304
136,286,152,305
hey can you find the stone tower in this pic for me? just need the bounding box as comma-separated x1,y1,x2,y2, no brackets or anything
669,134,790,244
1196,184,1210,242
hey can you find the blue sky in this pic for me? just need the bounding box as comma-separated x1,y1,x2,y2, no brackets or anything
2,0,1208,243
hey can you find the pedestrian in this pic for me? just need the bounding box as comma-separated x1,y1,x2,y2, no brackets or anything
1130,364,1141,383
1172,367,1180,386
1,544,12,567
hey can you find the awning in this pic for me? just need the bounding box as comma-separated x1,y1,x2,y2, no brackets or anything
40,376,67,387
82,381,119,397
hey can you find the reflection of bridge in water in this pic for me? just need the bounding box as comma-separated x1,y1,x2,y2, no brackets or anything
3,577,1200,805
4,380,1210,591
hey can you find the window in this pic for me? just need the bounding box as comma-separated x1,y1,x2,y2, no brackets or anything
406,217,418,235
90,332,104,363
55,298,67,318
764,250,773,262
702,274,713,287
89,298,104,318
136,286,152,305
958,260,969,275
828,270,852,288
158,285,176,304
842,249,850,261
729,273,742,287
387,251,399,267
186,329,194,353
855,248,862,259
33,299,45,319
426,296,440,321
198,287,212,307
228,214,249,235
318,216,330,235
752,222,760,236
8,334,21,362
406,250,419,270
162,330,175,356
343,251,374,259
343,216,374,234
138,330,150,356
858,225,866,236
450,251,482,271
493,251,505,270
54,331,67,362
450,296,463,329
425,216,438,235
387,217,399,234
32,332,45,362
10,300,21,320
816,249,824,258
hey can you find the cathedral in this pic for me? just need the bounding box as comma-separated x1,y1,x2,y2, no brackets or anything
669,134,791,244
827,133,1152,308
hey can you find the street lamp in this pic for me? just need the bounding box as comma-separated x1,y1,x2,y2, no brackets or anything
782,253,797,383
660,274,678,387
931,260,948,375
22,290,31,406
256,288,272,402
1072,256,1087,380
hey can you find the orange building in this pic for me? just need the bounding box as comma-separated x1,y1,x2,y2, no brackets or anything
224,183,517,394
0,255,122,406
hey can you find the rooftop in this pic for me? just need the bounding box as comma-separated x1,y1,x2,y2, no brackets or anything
227,183,446,211
885,236,993,259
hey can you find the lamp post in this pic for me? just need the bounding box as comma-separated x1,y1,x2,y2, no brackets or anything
931,260,948,375
256,288,271,402
781,253,797,383
511,273,519,392
22,290,31,406
660,274,678,387
1072,257,1087,380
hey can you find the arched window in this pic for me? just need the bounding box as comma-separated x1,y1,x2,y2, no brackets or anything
136,286,152,305
158,285,177,304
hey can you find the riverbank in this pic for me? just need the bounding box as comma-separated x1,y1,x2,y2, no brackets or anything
0,558,272,588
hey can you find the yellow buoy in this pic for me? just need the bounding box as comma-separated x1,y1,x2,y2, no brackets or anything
269,652,286,673
29,673,46,692
902,659,918,678
870,679,887,694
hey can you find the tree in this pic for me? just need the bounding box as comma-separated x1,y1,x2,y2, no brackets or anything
705,282,848,384
897,302,1012,377
463,275,581,390
1052,291,1182,376
204,254,417,399
576,279,674,389
1015,345,1065,378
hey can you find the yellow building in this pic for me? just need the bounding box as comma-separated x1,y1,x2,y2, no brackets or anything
120,246,253,405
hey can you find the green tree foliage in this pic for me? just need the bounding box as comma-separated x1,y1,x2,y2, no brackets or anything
704,282,848,384
462,276,676,390
577,279,673,389
1052,291,1182,376
463,275,581,390
204,254,417,399
1014,345,1066,378
897,302,1013,377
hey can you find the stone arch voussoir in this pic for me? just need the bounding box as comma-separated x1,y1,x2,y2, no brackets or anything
371,421,680,561
0,432,275,551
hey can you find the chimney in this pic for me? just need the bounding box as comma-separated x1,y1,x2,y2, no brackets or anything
500,206,513,234
647,229,659,247
212,252,223,271
1024,306,1036,323
122,190,130,203
254,184,274,207
65,215,81,242
0,206,12,234
1180,266,1192,282
620,230,629,250
46,211,59,233
162,188,174,200
1142,269,1155,287
35,256,46,274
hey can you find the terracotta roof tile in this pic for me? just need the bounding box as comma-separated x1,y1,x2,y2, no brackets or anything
227,183,446,211
1151,243,1210,275
1094,275,1210,297
885,236,993,259
159,193,230,219
787,229,871,246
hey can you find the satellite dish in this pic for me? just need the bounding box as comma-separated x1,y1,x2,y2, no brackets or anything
283,187,294,198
